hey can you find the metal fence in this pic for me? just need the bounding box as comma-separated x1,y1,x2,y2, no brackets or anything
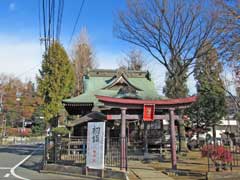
44,136,125,168
105,137,121,167
205,141,240,172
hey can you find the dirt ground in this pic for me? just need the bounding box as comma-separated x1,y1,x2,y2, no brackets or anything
128,150,240,180
150,151,208,180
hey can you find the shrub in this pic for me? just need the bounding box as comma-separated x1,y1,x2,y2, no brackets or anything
201,145,233,164
7,128,32,137
52,127,69,136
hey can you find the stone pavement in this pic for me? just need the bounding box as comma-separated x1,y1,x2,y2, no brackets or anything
128,160,173,180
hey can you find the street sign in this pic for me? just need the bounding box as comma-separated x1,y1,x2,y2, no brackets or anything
143,104,155,121
86,122,105,169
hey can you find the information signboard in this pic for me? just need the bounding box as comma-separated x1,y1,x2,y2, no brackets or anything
86,122,105,169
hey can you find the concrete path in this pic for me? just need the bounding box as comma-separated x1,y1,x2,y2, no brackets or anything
128,161,173,180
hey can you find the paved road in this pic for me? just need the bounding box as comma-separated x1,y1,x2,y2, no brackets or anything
0,144,92,180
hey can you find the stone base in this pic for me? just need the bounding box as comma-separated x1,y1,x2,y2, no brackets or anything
143,153,152,163
42,164,127,180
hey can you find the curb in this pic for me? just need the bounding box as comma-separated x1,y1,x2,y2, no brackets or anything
40,169,124,180
40,170,99,179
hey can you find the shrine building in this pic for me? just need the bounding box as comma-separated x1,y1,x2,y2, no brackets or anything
62,68,196,170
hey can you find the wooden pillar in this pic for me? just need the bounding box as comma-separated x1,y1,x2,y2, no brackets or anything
120,107,127,170
169,108,177,170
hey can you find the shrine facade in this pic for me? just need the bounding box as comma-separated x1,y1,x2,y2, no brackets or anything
62,68,196,170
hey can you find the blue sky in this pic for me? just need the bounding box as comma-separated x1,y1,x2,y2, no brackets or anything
0,0,173,95
0,1,128,77
3,0,234,95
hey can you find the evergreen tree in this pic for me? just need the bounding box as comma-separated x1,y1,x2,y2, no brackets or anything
163,57,188,98
193,42,226,144
163,56,189,152
37,42,75,124
32,105,45,136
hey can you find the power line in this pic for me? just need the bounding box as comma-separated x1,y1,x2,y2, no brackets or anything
56,0,64,41
15,64,41,79
42,0,47,51
47,0,51,49
68,0,86,49
52,0,55,44
38,0,42,43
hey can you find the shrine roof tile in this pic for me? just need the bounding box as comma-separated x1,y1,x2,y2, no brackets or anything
62,70,160,106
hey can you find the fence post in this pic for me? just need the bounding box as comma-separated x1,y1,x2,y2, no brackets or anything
43,137,46,166
68,132,71,155
53,135,56,163
207,147,210,172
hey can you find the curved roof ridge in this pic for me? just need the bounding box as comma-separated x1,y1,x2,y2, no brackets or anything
96,95,197,105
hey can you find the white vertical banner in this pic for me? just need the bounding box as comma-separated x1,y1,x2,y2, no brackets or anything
86,122,105,169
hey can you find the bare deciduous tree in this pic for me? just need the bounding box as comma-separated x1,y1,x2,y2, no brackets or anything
72,28,96,95
115,0,226,152
214,0,240,110
114,0,223,78
119,49,145,70
215,0,240,65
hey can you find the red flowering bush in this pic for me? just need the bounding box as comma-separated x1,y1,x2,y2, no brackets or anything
7,128,32,137
20,128,32,137
201,145,233,164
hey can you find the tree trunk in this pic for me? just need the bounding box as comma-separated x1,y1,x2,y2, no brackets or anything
144,122,148,155
196,131,200,147
179,119,188,152
212,125,216,146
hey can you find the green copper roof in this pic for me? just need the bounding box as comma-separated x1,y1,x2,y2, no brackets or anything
62,69,161,106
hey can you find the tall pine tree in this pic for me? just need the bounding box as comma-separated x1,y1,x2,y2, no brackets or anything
194,42,226,144
38,42,75,124
163,56,189,152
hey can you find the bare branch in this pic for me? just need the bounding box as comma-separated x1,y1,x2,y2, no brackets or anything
114,0,222,79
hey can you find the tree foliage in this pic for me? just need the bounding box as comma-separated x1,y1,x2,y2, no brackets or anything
163,57,188,98
52,126,69,136
0,74,41,127
189,43,226,140
31,105,45,135
38,42,75,123
72,28,96,95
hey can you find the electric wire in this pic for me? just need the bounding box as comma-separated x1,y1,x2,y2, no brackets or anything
47,0,51,49
38,0,42,44
68,0,85,49
42,0,47,51
52,0,55,44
